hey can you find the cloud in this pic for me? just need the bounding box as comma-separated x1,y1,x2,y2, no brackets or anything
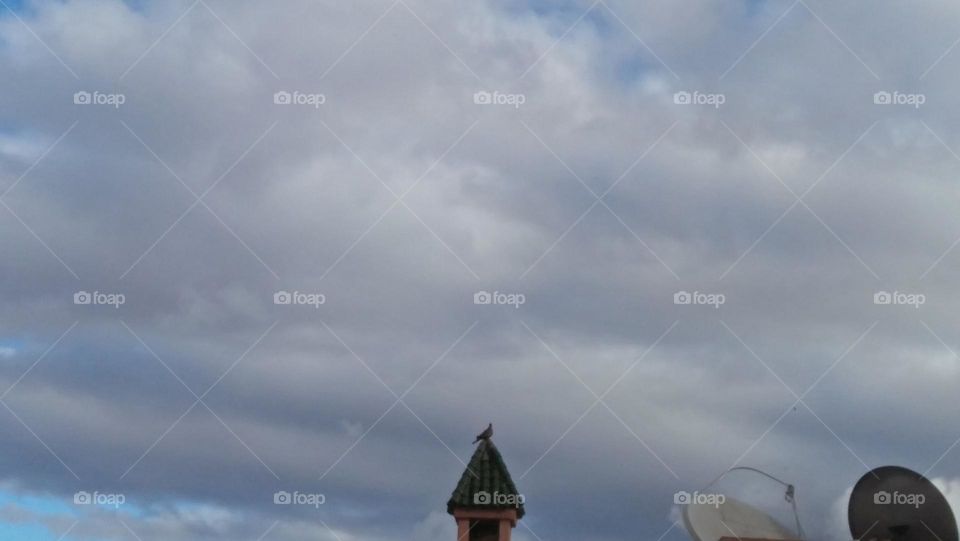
3,0,960,540
412,511,457,541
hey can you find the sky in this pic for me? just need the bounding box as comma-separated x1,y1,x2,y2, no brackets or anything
2,0,960,540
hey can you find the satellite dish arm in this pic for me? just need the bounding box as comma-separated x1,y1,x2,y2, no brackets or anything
703,466,793,493
701,466,806,541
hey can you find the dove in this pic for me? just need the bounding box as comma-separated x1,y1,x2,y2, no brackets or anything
473,423,492,444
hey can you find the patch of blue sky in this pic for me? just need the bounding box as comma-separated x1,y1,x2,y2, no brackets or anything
0,491,77,516
0,488,152,540
0,489,78,541
0,338,24,359
498,0,667,85
1,0,149,17
0,522,58,540
0,0,27,16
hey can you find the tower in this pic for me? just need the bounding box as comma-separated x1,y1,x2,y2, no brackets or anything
447,438,525,541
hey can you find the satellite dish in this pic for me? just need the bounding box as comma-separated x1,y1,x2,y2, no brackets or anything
682,467,804,541
848,466,957,541
683,496,801,541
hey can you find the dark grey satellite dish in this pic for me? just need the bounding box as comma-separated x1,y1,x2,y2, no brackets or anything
848,466,957,541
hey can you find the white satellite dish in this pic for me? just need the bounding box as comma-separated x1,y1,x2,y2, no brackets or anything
683,496,800,541
681,467,804,541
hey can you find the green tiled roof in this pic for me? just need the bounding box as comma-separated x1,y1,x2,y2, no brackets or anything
447,439,525,518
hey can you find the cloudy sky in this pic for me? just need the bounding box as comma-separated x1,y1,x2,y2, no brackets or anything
3,0,960,540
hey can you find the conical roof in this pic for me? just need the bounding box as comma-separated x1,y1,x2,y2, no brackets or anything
447,439,525,518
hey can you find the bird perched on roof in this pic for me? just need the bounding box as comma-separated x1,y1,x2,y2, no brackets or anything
473,423,492,444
